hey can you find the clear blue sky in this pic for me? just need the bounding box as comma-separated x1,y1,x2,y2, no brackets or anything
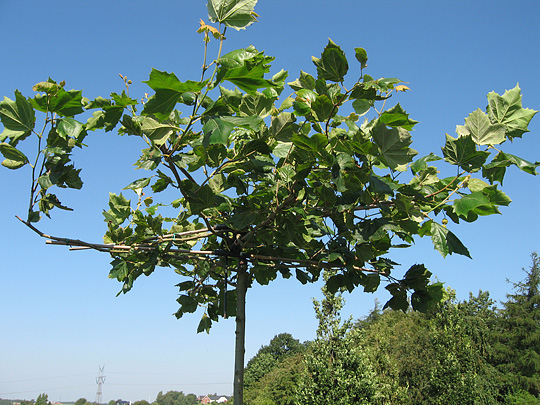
1,0,539,402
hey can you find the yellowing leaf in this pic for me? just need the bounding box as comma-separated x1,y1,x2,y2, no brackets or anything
197,19,223,40
395,85,410,92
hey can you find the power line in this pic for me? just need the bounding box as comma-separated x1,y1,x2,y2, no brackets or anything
0,375,93,384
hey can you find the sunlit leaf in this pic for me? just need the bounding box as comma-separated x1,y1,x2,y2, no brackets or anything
0,90,35,145
464,108,506,145
207,0,258,30
312,39,349,83
487,84,538,139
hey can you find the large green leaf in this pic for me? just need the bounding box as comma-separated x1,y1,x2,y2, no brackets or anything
441,134,489,172
463,108,505,145
141,116,179,146
207,0,258,30
312,39,349,83
31,88,85,117
143,69,207,119
379,104,419,131
487,84,538,139
453,192,491,217
203,117,235,147
483,151,538,183
0,142,29,169
288,71,316,91
215,46,278,94
0,90,35,145
429,221,471,258
372,121,418,171
292,132,328,152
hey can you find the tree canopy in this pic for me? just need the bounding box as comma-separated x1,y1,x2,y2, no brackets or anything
1,0,538,403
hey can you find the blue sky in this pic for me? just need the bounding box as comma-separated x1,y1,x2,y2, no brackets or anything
1,0,539,402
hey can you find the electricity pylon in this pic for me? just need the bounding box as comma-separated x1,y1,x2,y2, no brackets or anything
95,365,106,404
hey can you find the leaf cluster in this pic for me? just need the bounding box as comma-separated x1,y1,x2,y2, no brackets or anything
1,0,537,333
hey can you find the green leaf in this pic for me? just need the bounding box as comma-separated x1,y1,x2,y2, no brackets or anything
379,104,419,131
411,282,445,312
363,273,380,293
239,92,275,118
203,117,235,147
187,185,216,214
372,121,418,171
144,69,207,93
0,90,35,145
312,39,349,83
141,116,178,146
483,151,538,183
410,153,441,175
295,269,311,284
441,134,489,172
142,90,182,120
57,118,84,140
352,99,371,116
429,221,471,258
384,283,408,312
453,192,491,217
292,132,328,152
197,313,212,334
143,69,207,119
487,84,538,139
402,264,431,291
311,95,335,122
0,142,29,169
31,88,85,117
123,177,152,191
207,0,258,30
288,71,316,91
269,112,297,142
483,185,511,206
215,46,278,94
464,108,506,145
355,47,368,69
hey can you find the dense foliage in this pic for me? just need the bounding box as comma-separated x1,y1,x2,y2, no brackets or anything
1,0,537,403
244,253,540,404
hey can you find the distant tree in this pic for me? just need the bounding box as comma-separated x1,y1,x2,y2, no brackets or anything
492,252,540,398
154,391,196,405
35,394,49,405
132,401,150,405
244,333,305,390
108,401,115,405
75,399,88,405
244,353,304,405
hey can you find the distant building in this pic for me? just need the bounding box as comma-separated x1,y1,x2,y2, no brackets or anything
196,395,229,403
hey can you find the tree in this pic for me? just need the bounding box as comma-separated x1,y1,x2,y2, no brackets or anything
35,394,49,405
296,275,379,404
0,0,537,403
244,332,305,390
492,252,540,397
244,353,304,405
357,291,501,404
154,391,197,405
75,398,88,405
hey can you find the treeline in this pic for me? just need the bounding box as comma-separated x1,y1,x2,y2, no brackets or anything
243,253,540,404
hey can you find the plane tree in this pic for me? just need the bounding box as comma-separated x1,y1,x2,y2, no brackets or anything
0,0,538,403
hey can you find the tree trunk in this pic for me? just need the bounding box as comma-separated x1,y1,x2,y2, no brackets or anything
234,261,248,405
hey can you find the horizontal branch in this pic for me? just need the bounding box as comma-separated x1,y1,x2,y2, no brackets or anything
16,215,388,276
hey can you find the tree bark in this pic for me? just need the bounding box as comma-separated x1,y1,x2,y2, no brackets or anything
234,261,248,405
